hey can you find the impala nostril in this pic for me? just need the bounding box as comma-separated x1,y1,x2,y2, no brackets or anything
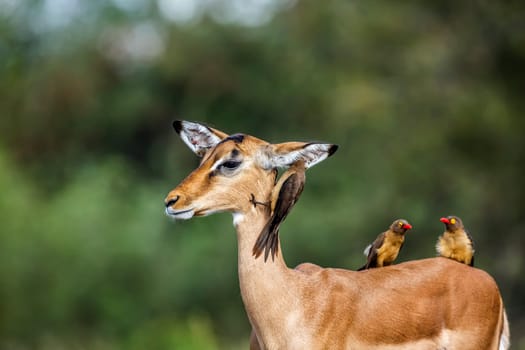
165,195,180,208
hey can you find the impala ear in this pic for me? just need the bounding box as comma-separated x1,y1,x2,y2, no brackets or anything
173,120,229,157
258,141,338,169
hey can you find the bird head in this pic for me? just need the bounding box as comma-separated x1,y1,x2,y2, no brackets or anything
440,215,464,232
390,219,413,234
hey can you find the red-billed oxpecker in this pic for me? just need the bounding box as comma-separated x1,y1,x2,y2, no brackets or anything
252,161,306,262
436,215,475,266
358,219,413,271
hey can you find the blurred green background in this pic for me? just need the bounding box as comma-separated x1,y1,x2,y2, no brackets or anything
1,0,524,349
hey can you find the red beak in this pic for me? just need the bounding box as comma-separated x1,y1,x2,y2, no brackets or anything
403,223,413,230
440,217,450,224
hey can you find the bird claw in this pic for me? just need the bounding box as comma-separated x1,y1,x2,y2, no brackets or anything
250,193,269,208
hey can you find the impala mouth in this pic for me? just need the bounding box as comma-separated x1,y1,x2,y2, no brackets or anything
165,207,195,220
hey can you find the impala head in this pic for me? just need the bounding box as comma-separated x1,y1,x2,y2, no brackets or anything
440,215,464,232
390,219,413,234
164,120,338,222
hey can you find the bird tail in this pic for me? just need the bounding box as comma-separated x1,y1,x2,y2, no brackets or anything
252,220,279,262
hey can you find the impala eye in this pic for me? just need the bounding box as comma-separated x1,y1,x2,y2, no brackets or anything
221,161,241,169
218,160,241,175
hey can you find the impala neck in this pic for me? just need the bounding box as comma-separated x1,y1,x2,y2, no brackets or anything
233,203,293,344
234,207,288,274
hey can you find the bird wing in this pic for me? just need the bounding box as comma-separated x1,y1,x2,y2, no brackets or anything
464,229,475,251
358,232,385,270
252,169,305,261
463,228,475,266
269,171,305,230
367,233,385,267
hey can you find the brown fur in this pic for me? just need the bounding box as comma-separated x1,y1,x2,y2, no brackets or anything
165,121,509,349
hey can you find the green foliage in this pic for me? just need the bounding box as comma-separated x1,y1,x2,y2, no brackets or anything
1,0,524,348
0,153,235,348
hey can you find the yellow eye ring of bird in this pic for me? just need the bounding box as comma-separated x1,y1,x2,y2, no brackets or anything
450,218,456,225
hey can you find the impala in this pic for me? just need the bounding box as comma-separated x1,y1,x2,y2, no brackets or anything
164,120,510,350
